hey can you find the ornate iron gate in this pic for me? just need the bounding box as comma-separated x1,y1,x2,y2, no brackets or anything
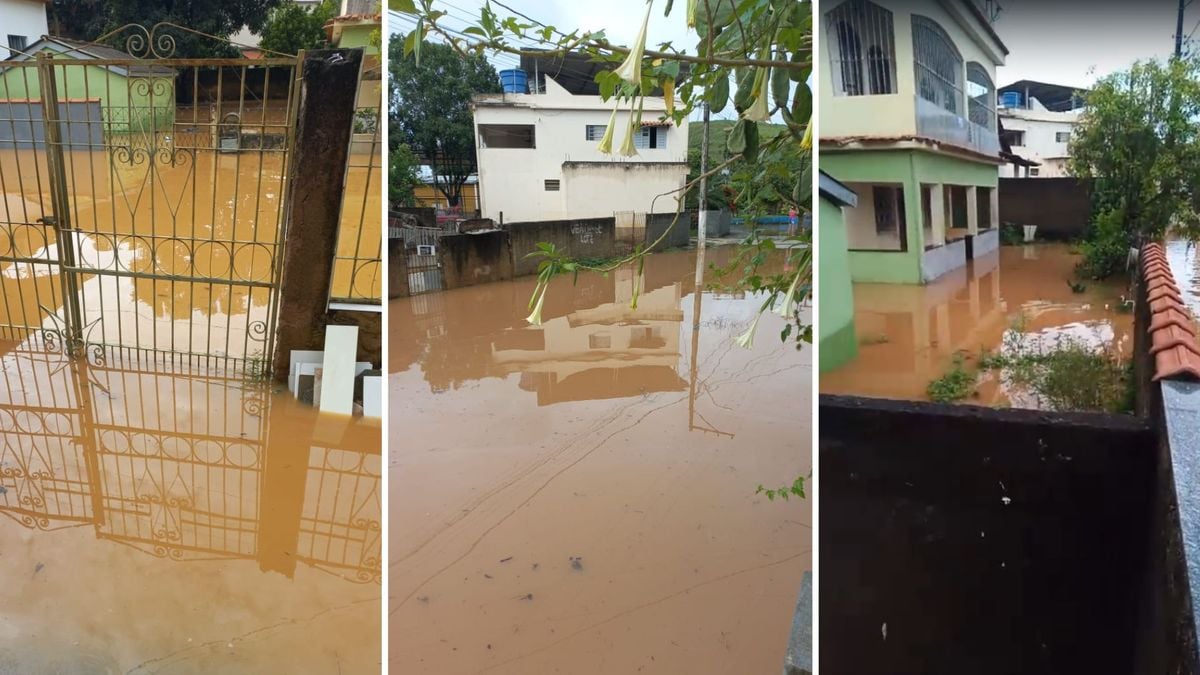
0,24,300,375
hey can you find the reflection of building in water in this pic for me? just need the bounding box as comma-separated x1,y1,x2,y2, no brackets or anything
0,348,380,583
397,262,689,404
850,249,1004,391
497,267,686,405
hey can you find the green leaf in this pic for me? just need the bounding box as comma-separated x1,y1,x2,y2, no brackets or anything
791,81,812,125
794,165,812,209
781,323,793,342
664,0,674,16
771,58,791,109
726,118,747,154
733,67,756,111
709,72,730,113
743,119,759,162
389,0,417,12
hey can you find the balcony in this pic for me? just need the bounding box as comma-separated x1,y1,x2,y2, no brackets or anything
915,95,1000,158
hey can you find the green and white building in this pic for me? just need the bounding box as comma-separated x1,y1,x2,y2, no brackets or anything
819,0,1008,284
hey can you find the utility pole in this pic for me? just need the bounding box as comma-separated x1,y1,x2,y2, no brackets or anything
1177,0,1186,57
695,101,710,287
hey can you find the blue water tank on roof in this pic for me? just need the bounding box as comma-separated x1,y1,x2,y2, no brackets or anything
499,69,528,94
1000,91,1021,108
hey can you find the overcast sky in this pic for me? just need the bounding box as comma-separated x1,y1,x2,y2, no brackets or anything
994,0,1189,88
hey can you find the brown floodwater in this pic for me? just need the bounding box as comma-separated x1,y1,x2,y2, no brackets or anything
390,248,810,674
0,344,381,672
0,142,379,357
821,244,1135,407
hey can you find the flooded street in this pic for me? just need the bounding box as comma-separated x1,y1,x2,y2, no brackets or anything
0,345,381,672
390,248,810,674
0,141,380,361
821,244,1134,407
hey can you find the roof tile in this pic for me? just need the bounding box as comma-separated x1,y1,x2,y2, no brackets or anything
1143,243,1200,382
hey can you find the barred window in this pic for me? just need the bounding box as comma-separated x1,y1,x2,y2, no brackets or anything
826,0,896,96
912,16,963,114
966,62,995,130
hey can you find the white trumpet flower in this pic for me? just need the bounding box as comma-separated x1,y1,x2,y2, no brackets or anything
597,100,620,154
526,281,548,325
614,0,653,86
686,0,698,28
735,312,763,349
774,270,801,318
742,67,771,122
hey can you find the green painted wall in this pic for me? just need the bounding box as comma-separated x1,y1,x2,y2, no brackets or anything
822,146,999,284
819,197,858,372
0,60,175,134
821,150,923,283
338,24,378,53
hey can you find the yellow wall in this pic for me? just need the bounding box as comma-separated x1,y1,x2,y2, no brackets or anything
820,0,1005,140
414,182,480,212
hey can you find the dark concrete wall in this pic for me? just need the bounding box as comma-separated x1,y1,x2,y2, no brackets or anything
999,177,1093,240
820,395,1156,675
392,207,435,229
271,49,362,382
389,237,407,298
505,217,616,276
439,230,513,289
646,212,691,249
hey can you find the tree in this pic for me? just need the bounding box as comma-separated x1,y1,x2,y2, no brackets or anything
391,143,422,208
48,0,282,57
389,39,501,208
1070,56,1200,277
259,0,337,56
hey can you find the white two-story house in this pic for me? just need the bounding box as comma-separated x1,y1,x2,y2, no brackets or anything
997,80,1083,178
1,0,48,58
471,57,689,224
819,0,1008,284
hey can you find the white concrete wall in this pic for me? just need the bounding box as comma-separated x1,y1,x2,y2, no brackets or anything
820,0,1005,140
473,77,688,223
0,0,48,58
843,181,905,250
998,107,1078,177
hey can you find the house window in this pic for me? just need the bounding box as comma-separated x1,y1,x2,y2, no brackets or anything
1000,129,1024,147
912,16,963,114
966,62,995,131
588,334,611,349
826,0,897,96
6,35,26,53
479,124,535,148
1055,131,1070,143
544,179,560,191
585,124,606,141
872,185,904,236
1029,168,1040,176
633,126,666,149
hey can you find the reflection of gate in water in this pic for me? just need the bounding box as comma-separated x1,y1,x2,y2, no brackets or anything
0,345,380,581
0,25,300,374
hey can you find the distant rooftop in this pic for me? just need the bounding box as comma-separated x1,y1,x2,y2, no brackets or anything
999,80,1087,112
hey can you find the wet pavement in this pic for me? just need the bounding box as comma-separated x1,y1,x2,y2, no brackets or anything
820,244,1134,407
0,343,381,673
390,248,810,674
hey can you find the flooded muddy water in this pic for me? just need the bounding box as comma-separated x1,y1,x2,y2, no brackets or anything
390,248,810,674
1165,238,1200,320
821,244,1134,407
0,141,379,360
0,345,381,672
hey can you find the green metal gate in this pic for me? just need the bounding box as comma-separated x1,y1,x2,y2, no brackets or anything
0,23,300,375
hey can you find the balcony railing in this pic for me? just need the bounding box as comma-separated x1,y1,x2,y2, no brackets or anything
915,95,1000,157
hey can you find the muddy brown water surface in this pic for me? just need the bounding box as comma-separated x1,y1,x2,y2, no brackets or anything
0,345,380,673
390,248,810,674
0,146,379,357
821,244,1135,407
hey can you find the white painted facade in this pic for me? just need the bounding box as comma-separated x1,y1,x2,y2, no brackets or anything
998,99,1079,177
0,0,48,58
472,76,689,224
